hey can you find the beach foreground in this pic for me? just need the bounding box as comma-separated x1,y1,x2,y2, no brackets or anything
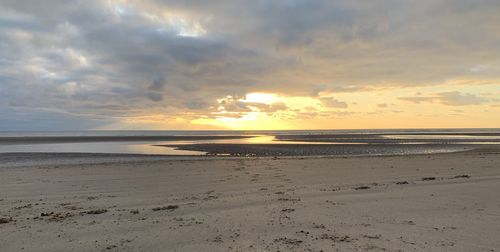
1,151,499,251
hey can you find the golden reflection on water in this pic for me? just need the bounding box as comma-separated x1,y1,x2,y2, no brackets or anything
3,134,495,156
241,135,276,144
124,143,205,155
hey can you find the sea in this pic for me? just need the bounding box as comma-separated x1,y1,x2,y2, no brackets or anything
0,129,499,156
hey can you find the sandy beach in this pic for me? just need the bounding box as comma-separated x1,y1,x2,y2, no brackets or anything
1,149,499,251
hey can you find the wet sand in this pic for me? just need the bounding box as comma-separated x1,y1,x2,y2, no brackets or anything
1,150,500,251
273,133,500,144
166,143,477,156
275,138,500,144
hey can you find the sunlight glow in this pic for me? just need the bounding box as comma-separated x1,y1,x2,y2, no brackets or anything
192,112,292,130
240,93,278,104
192,92,329,130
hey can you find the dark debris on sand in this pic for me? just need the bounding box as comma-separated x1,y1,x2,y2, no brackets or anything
152,205,179,211
318,234,353,242
81,209,108,215
363,234,382,239
0,217,13,224
421,177,436,181
277,197,301,202
312,223,326,229
39,212,75,222
274,237,303,246
354,186,371,190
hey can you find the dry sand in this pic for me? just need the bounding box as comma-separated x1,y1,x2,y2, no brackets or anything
1,151,499,251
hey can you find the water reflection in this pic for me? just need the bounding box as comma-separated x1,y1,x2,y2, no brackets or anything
0,134,498,155
0,141,205,155
384,134,500,140
0,135,348,155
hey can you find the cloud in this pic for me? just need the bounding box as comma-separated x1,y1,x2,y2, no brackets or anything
0,107,113,131
147,92,163,101
437,91,488,106
399,91,488,106
215,95,288,115
0,0,499,129
247,102,288,113
398,96,436,104
148,75,166,91
320,97,348,108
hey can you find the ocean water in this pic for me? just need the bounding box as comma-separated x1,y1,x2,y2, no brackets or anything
0,129,499,156
1,128,499,137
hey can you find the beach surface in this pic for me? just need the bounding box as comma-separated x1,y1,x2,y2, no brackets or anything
1,150,499,251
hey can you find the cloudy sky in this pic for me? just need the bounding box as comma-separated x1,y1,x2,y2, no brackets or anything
1,0,499,130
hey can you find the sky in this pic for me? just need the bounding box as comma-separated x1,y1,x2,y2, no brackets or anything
0,0,499,130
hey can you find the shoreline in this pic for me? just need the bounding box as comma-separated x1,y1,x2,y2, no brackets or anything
1,146,499,168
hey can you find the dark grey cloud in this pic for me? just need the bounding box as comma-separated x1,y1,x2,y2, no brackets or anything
148,75,166,91
0,107,113,131
147,92,163,102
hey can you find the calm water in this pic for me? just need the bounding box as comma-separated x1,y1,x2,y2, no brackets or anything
1,128,499,137
0,135,346,155
0,129,499,156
